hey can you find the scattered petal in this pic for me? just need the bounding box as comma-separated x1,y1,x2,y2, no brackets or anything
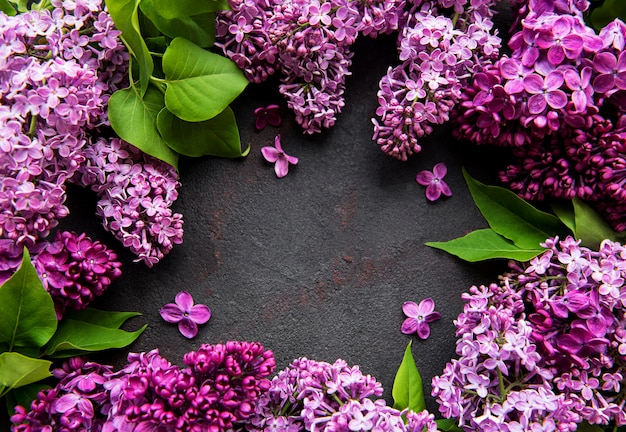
416,163,452,201
254,104,282,130
261,135,298,178
160,290,211,339
401,298,441,340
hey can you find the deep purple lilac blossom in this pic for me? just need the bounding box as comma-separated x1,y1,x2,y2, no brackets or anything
453,0,626,231
216,0,406,134
254,104,282,130
160,290,211,338
12,342,277,431
432,236,626,430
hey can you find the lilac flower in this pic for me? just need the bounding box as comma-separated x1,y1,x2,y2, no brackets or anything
160,290,211,338
401,298,442,339
416,163,452,201
261,135,298,178
253,104,282,130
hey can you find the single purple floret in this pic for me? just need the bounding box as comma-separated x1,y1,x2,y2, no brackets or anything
160,290,211,339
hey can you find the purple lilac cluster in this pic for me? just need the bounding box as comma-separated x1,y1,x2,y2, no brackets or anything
215,0,405,134
11,357,115,432
453,0,626,230
12,342,277,431
0,230,122,319
372,0,501,160
432,236,626,430
1,0,183,269
249,357,440,431
73,137,184,267
0,0,127,251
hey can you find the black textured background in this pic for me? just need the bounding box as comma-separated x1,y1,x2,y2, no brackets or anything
2,31,514,428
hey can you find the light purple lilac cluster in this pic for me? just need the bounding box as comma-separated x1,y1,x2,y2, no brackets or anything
453,0,626,231
0,230,122,319
372,0,501,160
0,0,127,251
12,342,277,431
248,357,440,431
432,236,626,431
73,137,184,267
1,0,184,270
215,0,406,134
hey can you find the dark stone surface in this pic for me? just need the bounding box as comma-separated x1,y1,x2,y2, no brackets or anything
2,33,514,427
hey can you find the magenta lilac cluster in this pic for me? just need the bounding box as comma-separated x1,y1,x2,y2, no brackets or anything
371,0,501,160
453,0,626,230
73,137,184,267
249,357,439,431
0,230,122,320
215,0,406,134
11,357,115,432
432,236,626,431
12,342,277,431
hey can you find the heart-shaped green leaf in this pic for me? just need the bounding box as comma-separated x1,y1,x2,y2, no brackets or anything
392,340,425,413
463,168,567,249
140,0,216,47
44,319,146,358
0,353,51,397
435,419,464,432
550,200,576,234
0,249,57,350
426,229,544,262
105,0,154,96
162,37,249,122
108,85,179,169
157,107,249,158
151,0,229,19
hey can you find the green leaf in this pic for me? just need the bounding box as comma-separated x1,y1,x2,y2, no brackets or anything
589,0,626,30
0,0,17,15
151,0,229,19
435,419,464,432
43,319,146,357
572,198,626,248
0,353,51,397
63,308,142,329
0,249,57,350
157,107,249,158
162,37,249,122
550,200,576,234
426,229,544,262
575,421,605,432
6,0,27,13
108,85,179,168
140,0,216,48
462,168,567,249
105,0,154,96
392,341,425,413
